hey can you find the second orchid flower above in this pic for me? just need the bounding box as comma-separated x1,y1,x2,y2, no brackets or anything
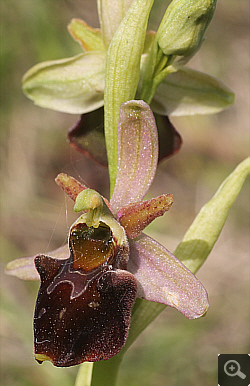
22,0,234,190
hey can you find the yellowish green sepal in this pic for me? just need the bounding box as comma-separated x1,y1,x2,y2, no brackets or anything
22,52,105,114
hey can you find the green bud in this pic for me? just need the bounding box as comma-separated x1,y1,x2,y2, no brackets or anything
157,0,217,57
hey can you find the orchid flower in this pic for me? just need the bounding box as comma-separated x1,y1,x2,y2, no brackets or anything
6,100,209,367
22,0,234,176
22,0,233,116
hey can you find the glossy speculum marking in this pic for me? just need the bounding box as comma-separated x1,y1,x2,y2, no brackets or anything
34,221,137,367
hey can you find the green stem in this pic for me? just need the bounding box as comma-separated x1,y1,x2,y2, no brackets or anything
90,352,124,386
139,40,175,104
75,363,94,386
140,65,174,105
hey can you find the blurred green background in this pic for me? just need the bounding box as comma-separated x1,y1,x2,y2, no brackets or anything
1,1,249,385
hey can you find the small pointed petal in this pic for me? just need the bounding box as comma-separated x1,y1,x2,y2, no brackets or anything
117,194,173,239
5,244,69,280
22,52,105,114
55,173,110,209
151,67,235,116
55,173,88,201
110,100,158,214
68,19,104,51
68,108,108,166
97,0,134,48
128,234,209,319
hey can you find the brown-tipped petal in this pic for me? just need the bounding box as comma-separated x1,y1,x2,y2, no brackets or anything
117,194,173,239
55,173,111,209
68,19,104,52
5,245,69,281
55,173,88,201
128,234,209,319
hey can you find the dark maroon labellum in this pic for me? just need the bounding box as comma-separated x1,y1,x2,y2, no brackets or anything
68,108,108,166
154,114,182,161
34,222,137,367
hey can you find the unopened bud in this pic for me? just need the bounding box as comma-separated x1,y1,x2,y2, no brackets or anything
157,0,217,57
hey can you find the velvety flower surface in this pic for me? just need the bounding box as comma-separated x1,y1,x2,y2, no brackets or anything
6,101,209,367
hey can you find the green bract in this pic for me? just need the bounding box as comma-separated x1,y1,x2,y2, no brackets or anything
176,157,250,273
104,0,154,192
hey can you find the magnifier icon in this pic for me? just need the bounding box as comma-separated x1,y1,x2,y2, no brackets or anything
224,360,246,379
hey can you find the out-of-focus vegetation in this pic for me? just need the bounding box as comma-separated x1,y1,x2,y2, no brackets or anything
1,1,249,385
